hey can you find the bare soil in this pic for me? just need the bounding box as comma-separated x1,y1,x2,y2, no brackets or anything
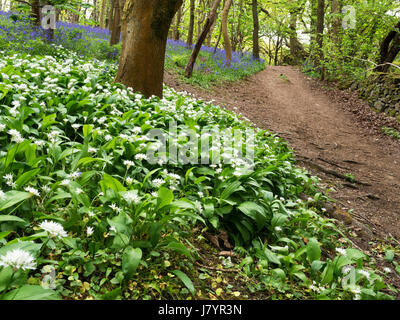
165,67,400,292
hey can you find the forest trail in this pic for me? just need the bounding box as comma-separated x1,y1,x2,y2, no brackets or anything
165,66,400,245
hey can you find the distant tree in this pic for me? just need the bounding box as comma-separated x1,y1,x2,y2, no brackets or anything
186,0,195,47
185,0,222,78
221,0,232,64
252,0,259,59
109,0,121,45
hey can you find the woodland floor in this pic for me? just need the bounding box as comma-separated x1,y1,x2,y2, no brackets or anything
165,66,400,291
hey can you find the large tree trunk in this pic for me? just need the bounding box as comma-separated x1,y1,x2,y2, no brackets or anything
187,0,195,47
252,0,260,60
221,0,233,63
116,0,183,98
185,0,222,78
110,0,121,45
376,21,400,73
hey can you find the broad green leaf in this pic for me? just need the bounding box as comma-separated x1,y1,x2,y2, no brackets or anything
384,250,395,263
172,270,195,295
306,238,321,263
100,287,122,300
2,285,61,300
220,180,244,200
157,187,174,210
0,215,27,224
0,191,31,212
264,248,281,265
320,262,334,285
0,266,13,292
346,248,366,261
15,168,41,189
122,246,142,279
237,201,267,227
82,124,93,137
167,242,194,261
0,241,42,257
100,173,126,193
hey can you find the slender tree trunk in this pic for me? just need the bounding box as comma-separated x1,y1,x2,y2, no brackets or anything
173,5,182,40
100,0,107,28
221,0,233,63
213,22,222,53
252,0,260,59
116,0,183,98
331,0,341,46
110,0,121,45
108,0,114,30
315,0,325,78
185,0,222,78
206,18,217,46
187,0,195,47
234,0,244,53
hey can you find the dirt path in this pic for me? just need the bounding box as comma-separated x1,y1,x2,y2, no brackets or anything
165,66,400,246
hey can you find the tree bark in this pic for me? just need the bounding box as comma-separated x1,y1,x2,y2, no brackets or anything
376,21,400,73
187,0,195,47
173,5,183,40
108,0,114,30
31,0,41,26
221,0,233,63
100,0,107,29
252,0,260,60
115,0,183,98
110,0,121,45
185,0,222,78
331,0,341,46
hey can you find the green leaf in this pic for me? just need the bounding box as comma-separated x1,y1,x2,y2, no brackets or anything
0,215,27,224
100,173,126,193
0,231,11,240
264,248,281,265
82,124,93,137
100,287,122,300
384,250,395,263
172,270,195,295
2,285,61,300
77,157,109,167
320,262,334,285
237,201,267,227
0,266,13,292
220,180,244,200
0,241,42,257
0,191,31,212
15,168,41,189
149,222,162,247
167,242,194,261
122,246,142,279
346,248,366,261
306,238,321,263
157,187,174,210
